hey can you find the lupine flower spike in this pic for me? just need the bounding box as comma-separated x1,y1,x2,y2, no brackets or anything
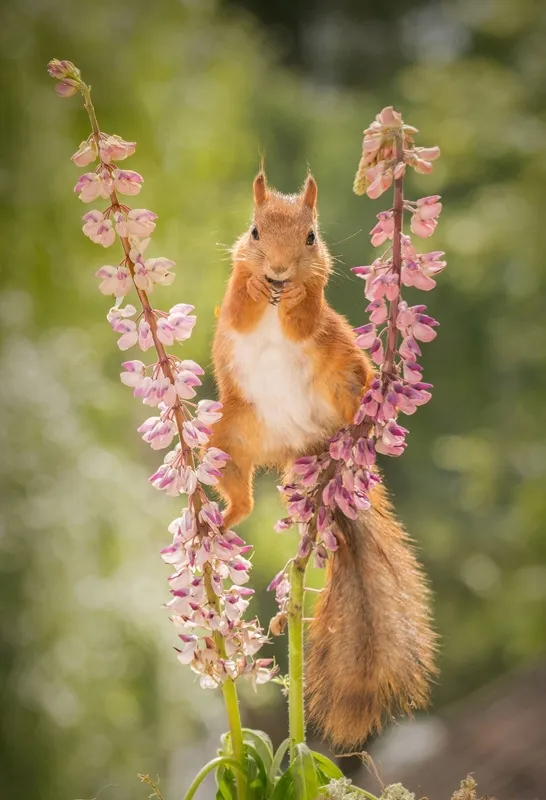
270,106,445,604
48,59,274,692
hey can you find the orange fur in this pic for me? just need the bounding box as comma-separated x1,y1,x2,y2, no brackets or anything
210,172,436,747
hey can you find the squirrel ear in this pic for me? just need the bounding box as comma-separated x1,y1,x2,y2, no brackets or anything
302,174,318,210
253,172,268,206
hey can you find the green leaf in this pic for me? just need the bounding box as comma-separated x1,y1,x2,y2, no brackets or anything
242,729,274,777
269,765,296,800
243,742,272,796
270,738,291,782
310,751,344,786
294,743,320,799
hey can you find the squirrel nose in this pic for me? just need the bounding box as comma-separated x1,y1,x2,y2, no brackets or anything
269,265,288,277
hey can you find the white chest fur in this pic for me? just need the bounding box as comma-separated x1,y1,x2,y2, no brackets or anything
228,306,336,452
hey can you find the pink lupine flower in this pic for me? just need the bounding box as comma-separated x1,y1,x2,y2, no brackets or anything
56,80,79,97
176,634,199,665
367,298,388,324
115,208,157,238
99,134,136,163
133,260,153,292
82,210,115,247
112,168,143,196
354,322,377,349
146,257,176,287
72,139,98,166
47,59,80,80
370,210,394,246
96,264,132,296
410,196,442,238
168,305,197,341
366,164,393,199
75,172,112,202
196,400,223,425
174,369,202,400
376,420,408,457
403,360,423,384
370,336,385,365
156,317,177,345
119,359,146,387
138,416,177,450
138,320,154,351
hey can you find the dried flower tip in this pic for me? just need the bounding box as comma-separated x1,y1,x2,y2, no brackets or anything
451,776,478,800
47,59,81,81
380,785,415,800
270,611,288,636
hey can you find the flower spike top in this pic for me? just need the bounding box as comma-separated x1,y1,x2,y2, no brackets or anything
48,59,274,691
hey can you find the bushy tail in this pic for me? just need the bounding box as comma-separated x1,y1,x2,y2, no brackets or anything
306,490,437,750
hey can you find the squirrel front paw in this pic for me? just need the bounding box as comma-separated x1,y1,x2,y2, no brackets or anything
281,283,306,310
246,274,271,303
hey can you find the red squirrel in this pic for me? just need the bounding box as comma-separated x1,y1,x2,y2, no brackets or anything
210,172,436,749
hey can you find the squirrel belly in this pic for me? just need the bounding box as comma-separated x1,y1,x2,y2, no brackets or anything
227,304,340,455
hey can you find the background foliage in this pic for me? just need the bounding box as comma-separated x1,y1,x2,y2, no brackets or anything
1,0,545,797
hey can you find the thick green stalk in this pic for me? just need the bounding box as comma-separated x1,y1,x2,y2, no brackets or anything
287,554,309,761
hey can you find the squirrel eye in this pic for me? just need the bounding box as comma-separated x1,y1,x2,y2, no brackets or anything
251,226,259,241
306,230,316,246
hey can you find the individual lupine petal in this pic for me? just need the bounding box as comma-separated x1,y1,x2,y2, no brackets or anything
182,419,211,448
174,369,202,400
329,430,352,462
410,215,438,238
334,483,358,520
199,501,224,531
314,544,328,569
292,455,323,488
367,167,393,199
113,211,129,237
195,460,223,486
370,336,385,366
169,508,197,541
178,358,204,376
99,134,137,163
120,359,146,387
376,420,408,457
353,437,376,468
156,317,177,345
321,527,338,551
351,265,372,280
415,195,442,220
56,80,79,97
274,517,293,533
82,212,115,247
402,260,437,291
415,145,440,161
227,556,251,585
205,448,231,469
176,634,199,665
72,139,98,167
146,257,176,287
366,272,399,302
138,320,154,351
196,400,223,425
367,298,388,324
115,320,138,350
382,390,399,420
413,313,439,342
413,382,433,406
370,210,394,246
169,308,197,341
122,208,157,237
286,492,315,522
96,264,132,296
240,658,277,690
393,161,406,179
297,535,313,558
74,173,102,202
112,168,143,195
354,322,377,349
133,260,153,292
403,360,423,384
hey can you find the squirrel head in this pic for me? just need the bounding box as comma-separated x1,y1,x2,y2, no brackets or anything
233,171,331,284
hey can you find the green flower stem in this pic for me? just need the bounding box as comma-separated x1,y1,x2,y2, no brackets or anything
287,552,310,761
183,756,248,800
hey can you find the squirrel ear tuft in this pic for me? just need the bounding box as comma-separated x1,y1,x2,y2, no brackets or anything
253,172,268,206
302,174,318,210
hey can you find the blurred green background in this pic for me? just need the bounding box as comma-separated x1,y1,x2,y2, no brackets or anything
1,0,546,797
